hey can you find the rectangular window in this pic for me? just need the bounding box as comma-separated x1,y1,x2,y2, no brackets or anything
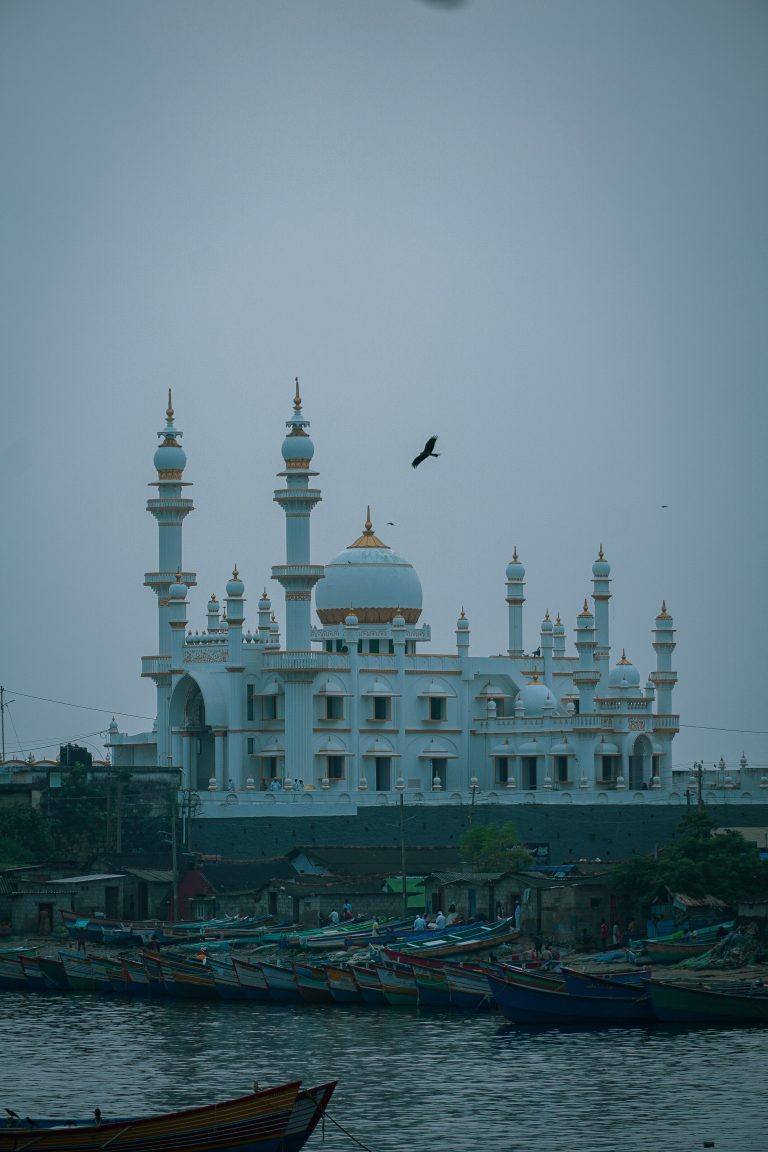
372,695,391,722
262,696,277,721
327,755,345,780
246,684,255,722
522,756,537,790
495,756,509,784
600,757,617,784
556,756,569,783
247,737,254,755
324,695,343,721
375,756,392,791
369,639,380,654
428,696,446,721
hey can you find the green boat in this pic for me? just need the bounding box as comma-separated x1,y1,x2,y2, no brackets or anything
646,978,768,1024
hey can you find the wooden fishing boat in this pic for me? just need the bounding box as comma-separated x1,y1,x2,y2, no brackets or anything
59,952,111,994
488,970,653,1024
646,979,768,1024
560,967,650,999
376,961,418,1007
386,918,519,960
643,939,714,964
442,963,497,1012
349,963,387,1005
324,963,363,1005
0,948,38,990
291,962,334,1004
37,955,70,991
260,961,301,1003
0,1078,336,1152
231,957,272,1002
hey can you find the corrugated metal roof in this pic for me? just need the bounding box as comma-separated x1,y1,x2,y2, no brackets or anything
47,874,124,884
122,869,173,883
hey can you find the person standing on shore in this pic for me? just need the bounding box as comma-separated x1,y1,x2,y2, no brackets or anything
600,919,609,950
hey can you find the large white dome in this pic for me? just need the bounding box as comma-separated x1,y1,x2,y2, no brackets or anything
315,511,422,625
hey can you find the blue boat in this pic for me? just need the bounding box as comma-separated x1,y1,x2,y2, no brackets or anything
488,971,653,1024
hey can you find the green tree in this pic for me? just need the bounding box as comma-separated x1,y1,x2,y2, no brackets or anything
0,804,52,863
610,811,768,923
458,822,534,871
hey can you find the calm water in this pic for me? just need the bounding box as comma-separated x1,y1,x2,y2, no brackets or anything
0,993,765,1152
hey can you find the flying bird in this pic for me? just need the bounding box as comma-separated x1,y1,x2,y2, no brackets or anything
661,504,668,509
412,435,440,468
386,521,395,526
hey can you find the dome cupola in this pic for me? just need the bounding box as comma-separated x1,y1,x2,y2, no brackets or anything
153,390,187,478
608,649,641,690
281,377,315,468
315,508,423,625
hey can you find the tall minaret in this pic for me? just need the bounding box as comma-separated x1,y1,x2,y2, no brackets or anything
505,548,525,657
591,545,611,689
573,599,600,714
651,601,677,714
272,379,323,650
145,393,196,772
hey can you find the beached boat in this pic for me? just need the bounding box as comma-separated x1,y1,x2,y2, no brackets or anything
231,957,272,1002
386,918,519,959
643,939,714,964
488,970,652,1024
0,1078,336,1152
646,978,768,1024
324,963,363,1005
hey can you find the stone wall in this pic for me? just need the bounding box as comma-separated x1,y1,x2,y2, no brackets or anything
188,803,768,862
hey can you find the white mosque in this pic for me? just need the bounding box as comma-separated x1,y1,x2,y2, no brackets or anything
107,384,682,815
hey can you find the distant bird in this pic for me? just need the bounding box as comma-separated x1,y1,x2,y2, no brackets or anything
532,647,541,657
661,504,669,508
412,435,440,468
386,521,395,526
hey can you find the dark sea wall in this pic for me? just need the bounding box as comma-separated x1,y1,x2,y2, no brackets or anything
188,803,768,862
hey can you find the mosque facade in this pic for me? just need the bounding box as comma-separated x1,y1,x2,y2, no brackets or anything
107,385,681,813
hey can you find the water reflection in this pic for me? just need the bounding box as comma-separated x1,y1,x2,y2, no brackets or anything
0,994,766,1151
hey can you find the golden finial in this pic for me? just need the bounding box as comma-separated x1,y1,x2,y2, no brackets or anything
556,613,561,625
544,609,550,621
293,377,302,410
597,544,604,561
583,599,589,613
271,613,277,623
349,507,386,548
232,565,239,580
210,593,217,602
365,505,372,533
175,570,182,582
618,649,631,665
460,606,466,619
512,546,518,561
532,670,540,683
167,389,174,421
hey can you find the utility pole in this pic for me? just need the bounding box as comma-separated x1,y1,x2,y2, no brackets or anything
0,686,13,763
171,786,179,922
400,794,407,919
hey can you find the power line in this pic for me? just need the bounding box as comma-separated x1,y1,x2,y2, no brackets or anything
681,723,768,735
4,688,154,720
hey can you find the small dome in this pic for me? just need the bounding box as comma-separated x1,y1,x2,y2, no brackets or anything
168,576,187,600
281,430,315,465
457,608,469,631
541,610,553,633
207,594,219,614
281,377,315,466
553,613,565,634
608,650,641,690
345,611,359,627
592,545,611,578
154,392,187,476
392,611,406,627
259,589,271,612
518,677,557,716
226,567,244,597
505,547,525,581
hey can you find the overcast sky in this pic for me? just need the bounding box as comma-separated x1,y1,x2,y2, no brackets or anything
1,0,766,776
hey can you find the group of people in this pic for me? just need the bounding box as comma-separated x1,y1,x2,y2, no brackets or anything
412,904,463,932
326,900,355,926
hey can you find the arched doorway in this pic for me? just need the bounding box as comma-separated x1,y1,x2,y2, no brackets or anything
171,676,215,790
629,734,652,790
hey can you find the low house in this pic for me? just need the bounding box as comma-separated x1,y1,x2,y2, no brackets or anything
648,888,730,938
